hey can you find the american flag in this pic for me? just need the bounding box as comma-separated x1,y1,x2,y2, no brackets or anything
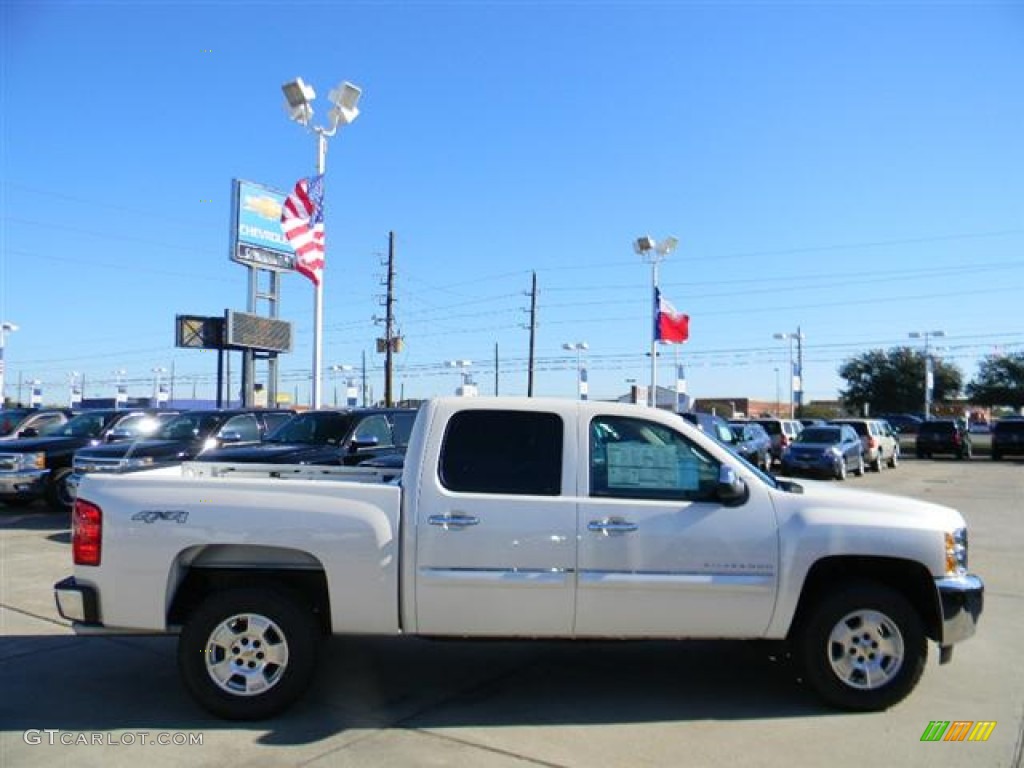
280,174,325,286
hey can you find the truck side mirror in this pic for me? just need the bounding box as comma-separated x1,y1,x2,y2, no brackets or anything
349,435,381,453
717,465,748,506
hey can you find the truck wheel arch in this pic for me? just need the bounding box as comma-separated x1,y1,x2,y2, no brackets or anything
788,556,942,643
167,547,331,635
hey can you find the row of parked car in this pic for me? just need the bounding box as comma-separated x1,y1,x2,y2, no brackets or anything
683,409,1024,478
0,406,416,511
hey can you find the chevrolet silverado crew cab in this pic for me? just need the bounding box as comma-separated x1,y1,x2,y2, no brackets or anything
54,397,983,720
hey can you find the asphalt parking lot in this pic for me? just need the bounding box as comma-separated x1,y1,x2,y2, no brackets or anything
1,457,1022,768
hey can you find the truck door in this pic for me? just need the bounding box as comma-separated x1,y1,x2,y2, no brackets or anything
413,408,577,636
575,413,779,637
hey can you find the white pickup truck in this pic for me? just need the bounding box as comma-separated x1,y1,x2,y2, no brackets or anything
54,397,983,720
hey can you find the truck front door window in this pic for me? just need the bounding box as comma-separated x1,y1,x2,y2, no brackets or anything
589,415,719,501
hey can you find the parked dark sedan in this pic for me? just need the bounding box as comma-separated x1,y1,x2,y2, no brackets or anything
915,419,971,460
728,421,773,471
780,425,865,480
194,408,417,466
991,418,1024,461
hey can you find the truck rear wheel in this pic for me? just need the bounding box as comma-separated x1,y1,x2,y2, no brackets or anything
178,587,319,720
795,582,926,711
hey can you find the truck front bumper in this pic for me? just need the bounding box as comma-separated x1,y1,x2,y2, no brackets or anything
54,576,101,626
0,469,49,500
935,573,984,647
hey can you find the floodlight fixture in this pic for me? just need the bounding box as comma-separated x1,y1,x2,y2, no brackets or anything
328,82,362,128
282,77,316,125
634,236,656,255
656,236,679,256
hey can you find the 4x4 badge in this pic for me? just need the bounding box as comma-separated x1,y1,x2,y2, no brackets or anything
131,510,189,524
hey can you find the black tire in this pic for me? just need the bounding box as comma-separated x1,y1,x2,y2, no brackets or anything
834,458,847,481
888,450,899,469
795,582,926,711
872,453,883,472
915,450,925,459
46,467,74,511
178,587,319,720
991,451,1001,461
853,454,865,477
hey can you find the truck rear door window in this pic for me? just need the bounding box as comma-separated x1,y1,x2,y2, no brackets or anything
439,410,563,495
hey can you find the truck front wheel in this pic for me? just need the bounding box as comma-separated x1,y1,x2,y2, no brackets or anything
178,587,319,720
795,583,926,711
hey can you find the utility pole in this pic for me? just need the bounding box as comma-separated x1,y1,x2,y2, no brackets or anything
361,349,368,407
494,343,499,396
527,271,537,397
384,231,396,407
795,325,804,417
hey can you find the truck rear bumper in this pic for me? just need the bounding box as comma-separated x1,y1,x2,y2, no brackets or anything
935,573,984,646
54,576,101,625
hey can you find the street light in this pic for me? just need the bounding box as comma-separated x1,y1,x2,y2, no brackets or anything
69,371,82,408
113,369,127,409
330,364,356,407
634,235,678,408
151,366,168,407
446,360,476,396
909,330,946,419
562,342,589,400
0,321,18,406
773,328,805,418
281,77,362,410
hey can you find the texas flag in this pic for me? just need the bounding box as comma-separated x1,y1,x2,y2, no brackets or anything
654,287,690,344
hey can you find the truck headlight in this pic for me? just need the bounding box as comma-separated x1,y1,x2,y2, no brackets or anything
19,452,46,470
945,528,968,575
122,456,155,470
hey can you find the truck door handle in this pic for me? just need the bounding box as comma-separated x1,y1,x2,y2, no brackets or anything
428,513,480,529
588,519,638,534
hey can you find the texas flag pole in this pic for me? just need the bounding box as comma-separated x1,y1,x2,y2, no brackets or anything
636,236,678,408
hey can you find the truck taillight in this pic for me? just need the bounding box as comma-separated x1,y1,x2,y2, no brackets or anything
73,499,102,566
780,434,790,447
868,437,878,449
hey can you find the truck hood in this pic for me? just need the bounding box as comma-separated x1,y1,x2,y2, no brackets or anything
0,435,98,453
197,443,342,464
771,477,965,532
76,438,203,462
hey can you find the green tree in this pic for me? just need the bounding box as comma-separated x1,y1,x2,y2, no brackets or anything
966,353,1024,408
838,347,962,415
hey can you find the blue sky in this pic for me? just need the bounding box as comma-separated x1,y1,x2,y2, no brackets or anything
2,1,1022,408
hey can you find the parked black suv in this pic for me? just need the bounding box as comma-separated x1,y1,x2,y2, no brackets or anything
70,409,294,502
194,408,417,466
0,409,168,509
991,418,1024,461
915,419,971,460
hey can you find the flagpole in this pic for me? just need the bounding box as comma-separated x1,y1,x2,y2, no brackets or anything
311,130,327,409
650,261,659,408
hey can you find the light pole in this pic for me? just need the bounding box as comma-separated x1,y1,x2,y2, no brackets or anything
774,367,781,417
281,77,362,410
151,366,168,407
909,330,945,419
113,369,127,409
0,321,18,406
562,342,589,400
634,235,678,408
447,360,476,397
69,371,82,408
773,328,805,418
330,364,356,407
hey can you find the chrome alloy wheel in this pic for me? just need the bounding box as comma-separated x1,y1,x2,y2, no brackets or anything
826,609,905,690
204,613,290,696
